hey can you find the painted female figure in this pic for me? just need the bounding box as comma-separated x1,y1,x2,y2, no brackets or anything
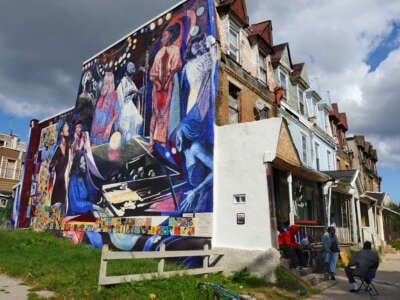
149,23,182,151
67,150,101,216
90,71,120,146
49,122,70,206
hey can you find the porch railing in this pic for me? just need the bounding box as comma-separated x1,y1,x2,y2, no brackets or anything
296,225,352,244
296,225,325,243
336,227,352,244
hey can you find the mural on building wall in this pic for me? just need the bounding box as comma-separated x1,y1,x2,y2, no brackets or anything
24,0,217,252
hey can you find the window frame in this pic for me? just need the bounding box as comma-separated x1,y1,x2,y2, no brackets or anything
228,22,240,63
301,134,307,164
315,142,320,171
327,150,332,170
228,81,241,124
279,71,287,99
298,87,305,115
4,158,16,179
258,52,267,83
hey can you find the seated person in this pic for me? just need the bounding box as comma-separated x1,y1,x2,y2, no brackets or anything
345,241,379,292
278,224,305,269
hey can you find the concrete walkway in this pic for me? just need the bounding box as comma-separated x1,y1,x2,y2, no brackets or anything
0,273,54,300
308,252,400,300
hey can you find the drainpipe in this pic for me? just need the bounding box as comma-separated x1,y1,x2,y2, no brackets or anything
287,173,294,225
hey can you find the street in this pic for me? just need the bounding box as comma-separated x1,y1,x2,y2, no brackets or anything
308,252,400,299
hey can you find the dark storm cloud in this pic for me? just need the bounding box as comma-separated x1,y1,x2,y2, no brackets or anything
0,0,180,117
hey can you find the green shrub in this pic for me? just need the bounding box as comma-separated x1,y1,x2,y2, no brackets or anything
275,266,303,291
390,239,400,250
230,269,265,287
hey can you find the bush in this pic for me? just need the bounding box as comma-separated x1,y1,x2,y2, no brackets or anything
390,239,400,250
274,266,304,291
230,269,265,287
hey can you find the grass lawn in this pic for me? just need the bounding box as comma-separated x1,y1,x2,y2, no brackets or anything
0,230,313,299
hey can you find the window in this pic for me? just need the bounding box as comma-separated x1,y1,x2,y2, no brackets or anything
254,100,269,120
331,123,337,137
324,112,330,133
5,159,16,179
306,92,313,116
301,135,307,164
279,71,287,98
298,88,305,115
229,82,240,124
258,52,267,83
327,150,332,170
229,24,239,62
337,158,341,169
315,142,320,171
0,140,4,147
259,107,269,119
233,194,246,204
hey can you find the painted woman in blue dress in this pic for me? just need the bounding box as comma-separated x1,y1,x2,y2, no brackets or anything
67,150,102,216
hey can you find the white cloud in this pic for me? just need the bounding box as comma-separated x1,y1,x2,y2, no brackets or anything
246,0,400,168
0,92,59,118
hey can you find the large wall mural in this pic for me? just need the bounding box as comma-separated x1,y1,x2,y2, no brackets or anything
23,0,217,253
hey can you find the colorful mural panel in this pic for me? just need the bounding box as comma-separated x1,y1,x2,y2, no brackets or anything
23,0,217,251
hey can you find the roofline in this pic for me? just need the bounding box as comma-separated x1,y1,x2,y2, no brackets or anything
38,106,75,124
382,206,400,216
83,0,189,64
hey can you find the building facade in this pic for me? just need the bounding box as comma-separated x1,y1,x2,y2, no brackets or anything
0,133,26,208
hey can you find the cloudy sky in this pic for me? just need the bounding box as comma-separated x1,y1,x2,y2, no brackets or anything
0,0,399,202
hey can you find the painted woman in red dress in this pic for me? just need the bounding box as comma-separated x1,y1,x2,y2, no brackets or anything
148,23,182,151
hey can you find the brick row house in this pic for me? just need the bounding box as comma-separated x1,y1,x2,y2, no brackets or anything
214,0,390,251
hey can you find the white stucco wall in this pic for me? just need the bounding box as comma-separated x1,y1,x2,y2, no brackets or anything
213,118,282,250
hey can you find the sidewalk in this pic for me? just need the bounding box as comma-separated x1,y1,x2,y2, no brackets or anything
0,274,54,300
308,252,400,300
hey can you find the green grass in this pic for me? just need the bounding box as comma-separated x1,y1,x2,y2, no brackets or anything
0,230,312,299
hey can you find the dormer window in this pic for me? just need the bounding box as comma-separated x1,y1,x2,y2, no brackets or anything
258,52,267,83
298,88,305,115
229,23,239,62
315,142,320,171
301,134,307,164
279,71,287,99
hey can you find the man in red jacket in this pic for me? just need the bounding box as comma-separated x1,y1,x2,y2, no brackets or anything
278,225,304,269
